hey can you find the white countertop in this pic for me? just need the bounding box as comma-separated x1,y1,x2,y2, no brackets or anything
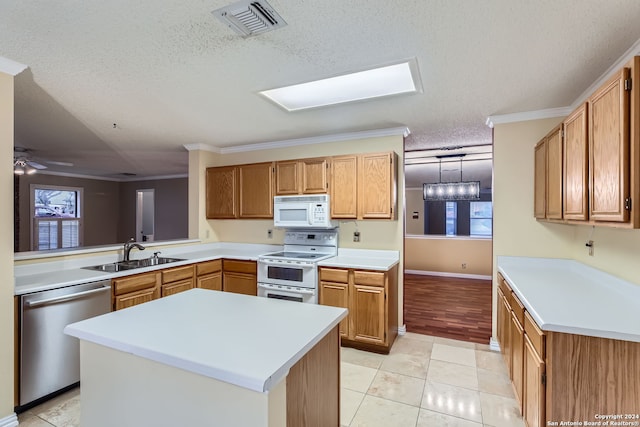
64,288,347,393
14,243,281,295
497,256,640,343
318,248,399,271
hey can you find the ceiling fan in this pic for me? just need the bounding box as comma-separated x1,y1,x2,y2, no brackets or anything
13,147,74,175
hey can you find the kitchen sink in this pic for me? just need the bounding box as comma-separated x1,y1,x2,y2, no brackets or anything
84,257,186,272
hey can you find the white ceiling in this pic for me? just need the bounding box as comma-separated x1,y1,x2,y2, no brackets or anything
2,0,640,179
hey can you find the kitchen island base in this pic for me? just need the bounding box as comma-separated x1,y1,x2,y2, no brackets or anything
79,326,340,427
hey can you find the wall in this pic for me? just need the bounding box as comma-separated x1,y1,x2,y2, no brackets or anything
0,72,15,421
118,178,188,242
193,135,406,324
16,174,120,251
405,188,423,235
405,236,492,276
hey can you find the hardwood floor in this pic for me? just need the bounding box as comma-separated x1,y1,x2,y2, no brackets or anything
403,273,492,344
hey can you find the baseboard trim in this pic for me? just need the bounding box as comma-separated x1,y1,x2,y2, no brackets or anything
405,269,492,281
489,337,500,352
398,324,406,335
0,413,18,427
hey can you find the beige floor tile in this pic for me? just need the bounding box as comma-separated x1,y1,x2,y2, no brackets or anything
37,393,81,427
380,352,430,378
475,342,492,352
476,350,509,375
341,388,365,427
367,370,425,407
350,395,420,427
421,381,483,423
417,409,482,427
427,359,479,390
477,368,514,398
341,347,386,369
402,332,436,342
479,392,525,427
30,388,80,414
434,337,477,349
16,413,55,427
431,343,477,367
390,335,434,357
341,361,378,393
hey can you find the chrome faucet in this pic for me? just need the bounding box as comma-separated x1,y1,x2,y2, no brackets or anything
123,238,145,261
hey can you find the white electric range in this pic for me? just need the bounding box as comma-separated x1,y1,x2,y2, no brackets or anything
257,229,338,303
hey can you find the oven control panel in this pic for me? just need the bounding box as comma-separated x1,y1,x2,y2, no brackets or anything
283,229,338,246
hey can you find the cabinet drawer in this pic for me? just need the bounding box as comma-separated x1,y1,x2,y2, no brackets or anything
524,311,545,357
113,272,159,296
223,259,257,274
354,270,385,287
196,259,222,276
319,268,349,283
162,264,195,284
498,273,512,296
510,292,525,325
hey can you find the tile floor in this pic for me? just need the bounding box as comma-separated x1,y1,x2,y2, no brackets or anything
17,332,524,427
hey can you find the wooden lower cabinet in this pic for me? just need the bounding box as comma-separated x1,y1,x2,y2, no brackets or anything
523,334,545,427
161,264,195,297
112,271,160,311
196,259,223,291
319,265,398,353
510,311,524,409
222,259,257,296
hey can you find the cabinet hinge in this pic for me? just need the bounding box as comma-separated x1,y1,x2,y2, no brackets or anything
625,197,632,211
561,129,565,138
541,373,546,386
624,78,632,91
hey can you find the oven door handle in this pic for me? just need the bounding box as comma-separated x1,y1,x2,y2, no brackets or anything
258,283,316,295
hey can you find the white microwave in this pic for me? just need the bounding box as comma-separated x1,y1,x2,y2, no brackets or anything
273,194,332,228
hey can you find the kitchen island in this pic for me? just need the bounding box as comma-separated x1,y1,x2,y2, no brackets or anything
64,288,347,427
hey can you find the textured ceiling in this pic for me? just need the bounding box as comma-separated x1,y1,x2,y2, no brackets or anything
2,0,640,179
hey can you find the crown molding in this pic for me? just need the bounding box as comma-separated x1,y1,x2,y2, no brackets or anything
219,126,411,154
35,170,187,182
0,56,27,76
486,107,573,128
183,143,221,153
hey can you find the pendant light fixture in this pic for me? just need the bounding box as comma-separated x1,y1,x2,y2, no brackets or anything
423,155,480,201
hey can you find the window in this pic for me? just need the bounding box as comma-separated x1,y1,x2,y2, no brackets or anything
31,185,83,250
445,202,457,236
470,201,492,237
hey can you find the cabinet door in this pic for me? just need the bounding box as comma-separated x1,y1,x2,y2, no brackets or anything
301,158,328,194
546,127,563,219
511,312,524,410
114,287,159,311
238,162,275,218
359,152,396,219
330,155,358,218
223,272,257,296
162,279,194,297
351,284,385,345
319,281,349,338
534,140,547,219
500,293,513,374
497,288,507,353
563,104,589,220
589,67,630,222
206,166,238,219
524,335,546,427
275,160,299,195
197,272,222,291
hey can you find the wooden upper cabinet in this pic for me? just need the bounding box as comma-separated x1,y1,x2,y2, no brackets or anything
534,140,547,219
589,67,631,222
206,166,238,219
563,104,589,220
358,152,397,219
238,162,275,218
545,126,563,219
330,155,358,219
275,158,328,195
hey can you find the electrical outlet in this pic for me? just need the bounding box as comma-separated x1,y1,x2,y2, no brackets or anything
586,240,594,256
267,229,273,239
461,263,467,269
353,231,360,242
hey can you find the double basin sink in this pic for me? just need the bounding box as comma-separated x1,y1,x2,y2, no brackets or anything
84,257,186,273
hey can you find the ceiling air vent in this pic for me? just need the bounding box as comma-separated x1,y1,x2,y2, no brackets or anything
213,0,287,37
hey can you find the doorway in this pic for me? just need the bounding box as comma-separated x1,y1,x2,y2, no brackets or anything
136,189,154,242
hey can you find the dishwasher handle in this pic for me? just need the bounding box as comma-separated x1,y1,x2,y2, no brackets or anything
25,285,111,308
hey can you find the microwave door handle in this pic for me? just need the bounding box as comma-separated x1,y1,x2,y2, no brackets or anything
307,206,312,225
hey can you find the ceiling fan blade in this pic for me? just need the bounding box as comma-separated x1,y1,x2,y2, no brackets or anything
26,161,48,170
45,160,74,167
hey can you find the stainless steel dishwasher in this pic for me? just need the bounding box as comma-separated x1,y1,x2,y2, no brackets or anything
19,280,111,408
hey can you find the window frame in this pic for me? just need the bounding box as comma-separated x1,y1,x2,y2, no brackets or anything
469,201,493,237
30,184,84,251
